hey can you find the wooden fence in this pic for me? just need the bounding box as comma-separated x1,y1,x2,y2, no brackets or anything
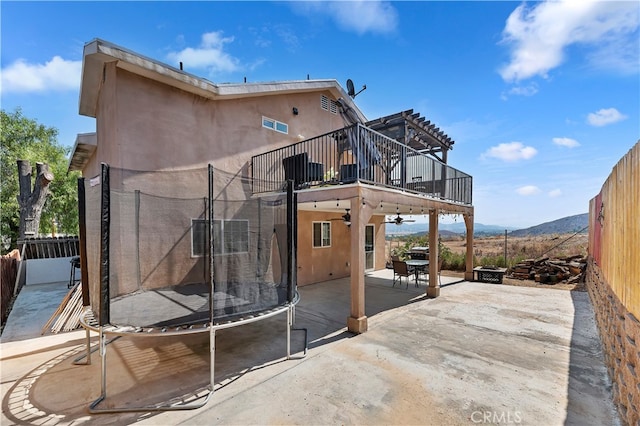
1,256,18,325
1,237,79,326
589,141,640,318
17,236,80,260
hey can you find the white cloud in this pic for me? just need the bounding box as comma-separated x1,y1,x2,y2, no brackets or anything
166,31,240,74
293,1,398,35
552,137,580,148
517,185,541,196
499,0,639,82
548,189,563,197
1,56,81,93
587,108,628,127
482,142,538,162
508,84,539,97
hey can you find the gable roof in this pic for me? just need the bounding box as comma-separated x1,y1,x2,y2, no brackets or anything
79,38,365,120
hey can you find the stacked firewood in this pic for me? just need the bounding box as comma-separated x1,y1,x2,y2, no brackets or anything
509,255,586,284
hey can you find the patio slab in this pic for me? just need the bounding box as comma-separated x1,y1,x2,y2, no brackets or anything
1,271,618,425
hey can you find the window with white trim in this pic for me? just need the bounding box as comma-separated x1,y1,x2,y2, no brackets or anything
312,221,331,248
191,219,249,256
262,116,288,134
321,95,338,114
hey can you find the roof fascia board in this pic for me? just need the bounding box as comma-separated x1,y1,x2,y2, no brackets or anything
79,38,363,119
68,132,97,172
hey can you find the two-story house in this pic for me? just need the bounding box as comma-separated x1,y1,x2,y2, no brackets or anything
69,39,474,334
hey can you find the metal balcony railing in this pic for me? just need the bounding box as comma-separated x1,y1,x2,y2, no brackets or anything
251,124,472,205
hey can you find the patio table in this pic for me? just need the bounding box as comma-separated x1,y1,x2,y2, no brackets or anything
406,259,429,285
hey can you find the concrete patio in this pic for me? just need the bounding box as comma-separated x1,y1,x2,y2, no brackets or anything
1,270,618,425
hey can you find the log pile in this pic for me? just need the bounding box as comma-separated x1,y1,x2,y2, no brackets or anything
509,255,586,284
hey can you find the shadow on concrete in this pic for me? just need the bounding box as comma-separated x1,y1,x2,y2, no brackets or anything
564,290,618,425
3,270,424,423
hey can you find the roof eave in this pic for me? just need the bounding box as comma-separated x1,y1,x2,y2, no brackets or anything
79,38,363,119
68,132,97,173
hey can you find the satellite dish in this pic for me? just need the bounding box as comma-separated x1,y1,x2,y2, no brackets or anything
346,79,366,98
347,79,355,98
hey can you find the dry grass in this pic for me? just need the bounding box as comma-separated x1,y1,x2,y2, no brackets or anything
386,233,589,292
442,233,588,260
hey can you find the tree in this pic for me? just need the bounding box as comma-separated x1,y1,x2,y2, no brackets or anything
17,160,54,239
0,108,81,252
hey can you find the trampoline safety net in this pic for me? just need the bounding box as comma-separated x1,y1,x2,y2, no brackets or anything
82,163,296,328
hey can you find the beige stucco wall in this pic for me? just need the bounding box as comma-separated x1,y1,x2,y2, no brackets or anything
296,211,386,286
86,66,344,175
82,65,389,295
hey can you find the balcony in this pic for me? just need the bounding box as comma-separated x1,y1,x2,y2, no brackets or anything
251,123,472,206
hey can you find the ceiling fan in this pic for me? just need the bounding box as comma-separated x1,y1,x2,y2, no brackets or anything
385,210,415,226
330,209,351,226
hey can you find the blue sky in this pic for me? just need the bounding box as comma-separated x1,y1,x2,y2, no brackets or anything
2,1,638,228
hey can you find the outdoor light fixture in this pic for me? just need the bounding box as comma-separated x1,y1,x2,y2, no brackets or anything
343,209,351,227
292,107,299,115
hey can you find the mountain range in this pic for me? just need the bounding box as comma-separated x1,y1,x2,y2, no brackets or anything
386,213,589,237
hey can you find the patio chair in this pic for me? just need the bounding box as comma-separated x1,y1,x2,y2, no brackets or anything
282,152,324,189
69,256,81,288
392,260,411,289
419,257,443,286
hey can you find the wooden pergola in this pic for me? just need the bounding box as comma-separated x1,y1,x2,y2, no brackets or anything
366,109,454,164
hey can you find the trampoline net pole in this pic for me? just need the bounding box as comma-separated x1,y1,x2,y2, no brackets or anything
99,163,110,326
208,164,215,394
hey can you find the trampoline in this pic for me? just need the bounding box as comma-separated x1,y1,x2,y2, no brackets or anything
75,163,306,413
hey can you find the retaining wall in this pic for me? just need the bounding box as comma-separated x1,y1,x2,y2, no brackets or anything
587,258,639,425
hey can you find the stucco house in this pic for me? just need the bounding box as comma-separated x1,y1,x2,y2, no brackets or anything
69,38,474,334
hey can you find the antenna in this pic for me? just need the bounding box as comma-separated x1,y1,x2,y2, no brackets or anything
346,78,366,98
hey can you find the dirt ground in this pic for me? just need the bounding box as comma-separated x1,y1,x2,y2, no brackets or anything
440,269,586,292
389,233,589,292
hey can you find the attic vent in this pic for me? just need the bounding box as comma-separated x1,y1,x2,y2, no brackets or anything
321,95,338,114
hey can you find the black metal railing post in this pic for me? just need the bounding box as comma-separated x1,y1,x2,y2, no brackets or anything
250,125,472,205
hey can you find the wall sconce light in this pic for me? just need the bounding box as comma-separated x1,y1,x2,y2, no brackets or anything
292,107,299,115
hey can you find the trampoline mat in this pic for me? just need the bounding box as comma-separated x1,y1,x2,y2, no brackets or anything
109,281,287,328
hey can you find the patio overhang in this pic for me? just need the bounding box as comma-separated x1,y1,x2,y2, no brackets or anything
292,182,474,334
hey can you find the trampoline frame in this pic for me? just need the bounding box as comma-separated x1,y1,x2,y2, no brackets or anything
74,163,307,413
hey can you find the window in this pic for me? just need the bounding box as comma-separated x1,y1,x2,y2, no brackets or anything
312,222,331,248
192,219,208,257
321,95,338,114
262,116,288,134
191,219,249,256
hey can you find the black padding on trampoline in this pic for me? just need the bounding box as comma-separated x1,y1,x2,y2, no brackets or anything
108,282,287,328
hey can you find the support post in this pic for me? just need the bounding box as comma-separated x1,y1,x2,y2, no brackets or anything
464,213,474,281
347,197,367,333
427,209,440,298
